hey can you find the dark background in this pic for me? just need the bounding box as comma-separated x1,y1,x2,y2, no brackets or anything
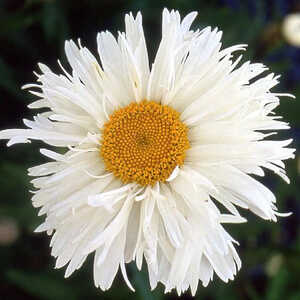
0,0,300,299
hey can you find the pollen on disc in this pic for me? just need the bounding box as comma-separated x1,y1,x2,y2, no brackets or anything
100,100,190,186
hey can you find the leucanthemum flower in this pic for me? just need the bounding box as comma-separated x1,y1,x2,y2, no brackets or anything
0,9,295,296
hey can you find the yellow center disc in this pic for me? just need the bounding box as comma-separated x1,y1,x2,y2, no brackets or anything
100,100,190,186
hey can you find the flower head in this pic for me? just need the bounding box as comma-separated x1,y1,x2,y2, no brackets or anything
282,13,300,47
0,9,295,296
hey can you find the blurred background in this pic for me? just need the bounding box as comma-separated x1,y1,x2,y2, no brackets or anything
0,0,300,299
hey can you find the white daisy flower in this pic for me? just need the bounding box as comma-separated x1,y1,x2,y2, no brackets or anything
0,8,295,296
